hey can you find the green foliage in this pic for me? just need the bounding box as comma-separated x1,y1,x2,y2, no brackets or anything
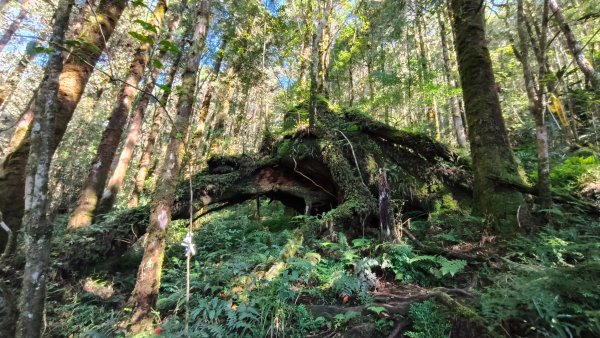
158,39,181,54
45,271,134,337
549,151,599,189
156,203,331,337
405,300,451,338
367,306,387,315
333,310,361,329
479,220,600,337
380,244,467,284
128,31,154,45
134,19,158,33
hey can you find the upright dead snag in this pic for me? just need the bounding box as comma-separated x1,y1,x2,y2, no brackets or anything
378,169,394,241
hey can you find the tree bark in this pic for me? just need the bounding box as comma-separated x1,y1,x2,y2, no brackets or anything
67,0,97,39
308,0,329,129
16,0,74,336
451,0,526,233
0,0,127,253
203,68,235,157
68,0,168,229
97,7,181,215
298,24,311,92
190,36,228,162
549,0,600,93
516,0,553,211
0,0,31,54
128,48,184,208
437,10,467,147
126,1,210,332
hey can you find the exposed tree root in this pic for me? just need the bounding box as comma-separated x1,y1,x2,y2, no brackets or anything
307,284,497,338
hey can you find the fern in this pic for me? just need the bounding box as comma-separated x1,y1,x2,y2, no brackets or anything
332,273,364,297
405,300,451,338
438,257,467,277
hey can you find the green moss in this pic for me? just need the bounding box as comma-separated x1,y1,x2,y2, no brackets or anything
277,139,293,158
320,140,376,224
433,192,460,213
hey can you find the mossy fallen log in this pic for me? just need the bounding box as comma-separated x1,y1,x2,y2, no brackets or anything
173,105,472,231
52,205,150,274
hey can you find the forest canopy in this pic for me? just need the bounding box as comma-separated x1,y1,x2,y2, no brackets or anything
0,0,599,337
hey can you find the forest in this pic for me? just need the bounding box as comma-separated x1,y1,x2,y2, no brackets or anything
0,0,599,336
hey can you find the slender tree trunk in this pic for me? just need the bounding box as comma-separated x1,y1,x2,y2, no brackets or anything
0,0,31,54
417,14,442,140
517,0,553,211
437,10,467,147
451,0,526,234
128,51,184,208
204,68,235,156
97,9,181,215
0,0,127,253
127,1,210,332
68,0,168,229
298,24,311,92
190,36,228,160
234,86,250,136
16,1,74,337
549,0,600,93
308,1,326,129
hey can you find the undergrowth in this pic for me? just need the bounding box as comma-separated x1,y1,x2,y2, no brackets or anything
45,172,600,338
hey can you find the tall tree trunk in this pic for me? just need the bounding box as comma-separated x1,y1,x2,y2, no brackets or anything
517,0,553,211
0,0,31,54
204,68,235,156
451,0,526,234
15,1,74,337
233,85,250,136
308,0,327,129
190,36,228,160
126,1,210,332
298,25,311,92
97,9,181,215
128,50,184,208
68,0,168,229
437,10,467,147
417,14,442,140
549,0,600,93
0,0,127,253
